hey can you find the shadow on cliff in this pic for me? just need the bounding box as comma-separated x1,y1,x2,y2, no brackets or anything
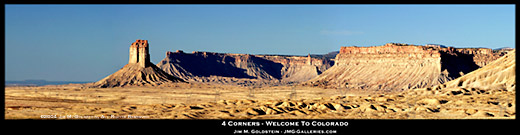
248,55,284,79
440,51,481,79
163,52,283,79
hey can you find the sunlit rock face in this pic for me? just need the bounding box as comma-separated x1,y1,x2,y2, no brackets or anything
305,43,505,91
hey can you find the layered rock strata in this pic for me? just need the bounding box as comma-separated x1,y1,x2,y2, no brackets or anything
305,43,505,91
156,50,333,86
427,49,515,92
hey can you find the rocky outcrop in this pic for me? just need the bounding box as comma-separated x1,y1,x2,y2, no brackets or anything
305,43,505,91
429,49,515,91
156,51,333,86
92,40,184,88
256,54,333,82
128,39,151,67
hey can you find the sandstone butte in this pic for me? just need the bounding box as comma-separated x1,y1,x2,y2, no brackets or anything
304,43,511,92
156,50,333,86
91,39,185,88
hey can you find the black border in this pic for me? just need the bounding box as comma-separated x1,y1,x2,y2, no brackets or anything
3,1,519,134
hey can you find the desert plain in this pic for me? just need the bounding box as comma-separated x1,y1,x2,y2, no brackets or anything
4,83,514,119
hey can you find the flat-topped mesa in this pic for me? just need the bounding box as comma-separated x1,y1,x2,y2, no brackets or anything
336,44,441,67
129,39,150,67
306,43,504,91
158,50,334,86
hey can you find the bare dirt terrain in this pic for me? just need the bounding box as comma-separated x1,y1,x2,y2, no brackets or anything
4,84,513,119
4,84,370,119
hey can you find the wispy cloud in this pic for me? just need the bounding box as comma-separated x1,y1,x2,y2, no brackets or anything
320,30,364,35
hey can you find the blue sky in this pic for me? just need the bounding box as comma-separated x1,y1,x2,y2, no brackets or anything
5,4,515,81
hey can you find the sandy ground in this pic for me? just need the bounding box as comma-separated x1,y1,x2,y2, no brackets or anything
4,83,514,119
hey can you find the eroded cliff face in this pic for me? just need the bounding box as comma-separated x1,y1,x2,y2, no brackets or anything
420,49,515,92
257,54,333,82
305,43,505,91
157,50,333,86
